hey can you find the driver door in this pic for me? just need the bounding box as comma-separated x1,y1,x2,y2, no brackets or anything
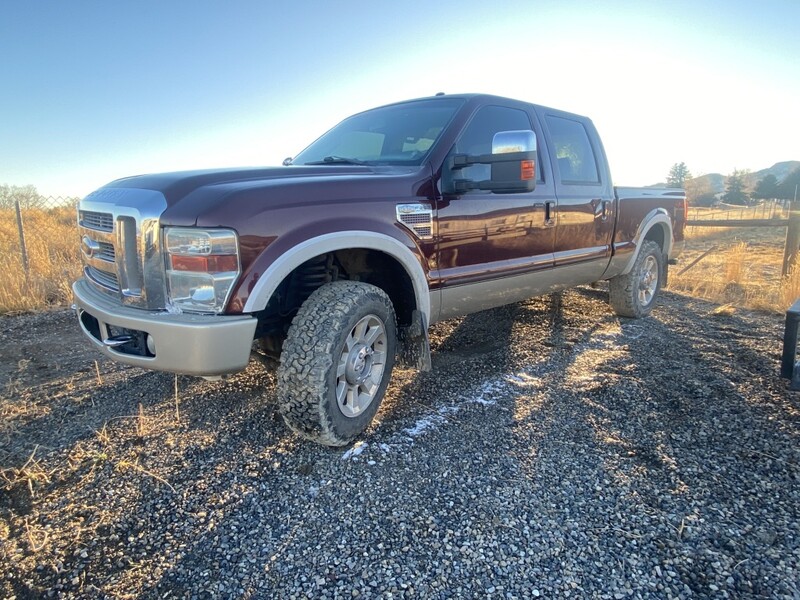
434,104,556,319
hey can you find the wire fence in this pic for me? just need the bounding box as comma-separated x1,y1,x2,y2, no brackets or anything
0,195,82,314
687,199,790,223
684,199,798,279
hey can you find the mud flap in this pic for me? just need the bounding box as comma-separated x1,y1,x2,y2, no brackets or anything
398,309,432,372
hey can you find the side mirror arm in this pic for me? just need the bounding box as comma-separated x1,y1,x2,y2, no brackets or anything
447,150,537,194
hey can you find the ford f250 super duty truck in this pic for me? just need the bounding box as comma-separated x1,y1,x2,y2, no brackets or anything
73,94,686,446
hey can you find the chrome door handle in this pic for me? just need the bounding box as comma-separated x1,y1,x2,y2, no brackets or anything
545,201,556,226
601,200,613,221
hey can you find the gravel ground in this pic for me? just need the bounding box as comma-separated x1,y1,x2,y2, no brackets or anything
0,287,798,599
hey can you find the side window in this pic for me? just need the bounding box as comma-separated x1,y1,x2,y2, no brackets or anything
455,105,533,183
546,116,600,184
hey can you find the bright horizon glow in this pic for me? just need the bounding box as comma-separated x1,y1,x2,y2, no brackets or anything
1,0,798,197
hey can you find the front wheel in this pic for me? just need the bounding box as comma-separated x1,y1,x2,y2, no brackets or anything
608,240,665,318
277,281,397,446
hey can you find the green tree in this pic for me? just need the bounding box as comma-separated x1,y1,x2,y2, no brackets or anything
778,167,800,201
0,184,44,209
751,174,779,201
722,169,750,205
666,162,691,188
684,176,717,207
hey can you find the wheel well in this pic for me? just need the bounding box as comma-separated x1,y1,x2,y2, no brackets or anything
643,224,667,254
254,249,417,354
333,249,416,326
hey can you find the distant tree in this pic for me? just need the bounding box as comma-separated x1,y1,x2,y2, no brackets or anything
751,174,779,201
722,169,750,205
684,176,717,207
0,184,44,209
666,162,691,188
778,167,800,201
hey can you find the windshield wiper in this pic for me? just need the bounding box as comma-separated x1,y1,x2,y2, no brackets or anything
304,156,369,166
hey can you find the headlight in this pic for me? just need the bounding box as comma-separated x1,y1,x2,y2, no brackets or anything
164,227,240,314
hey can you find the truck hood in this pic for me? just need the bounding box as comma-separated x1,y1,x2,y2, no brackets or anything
102,165,433,227
105,166,384,206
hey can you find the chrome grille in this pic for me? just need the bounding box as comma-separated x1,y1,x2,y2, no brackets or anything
80,210,114,232
399,213,430,225
85,265,119,292
78,188,168,308
408,224,432,237
96,241,115,263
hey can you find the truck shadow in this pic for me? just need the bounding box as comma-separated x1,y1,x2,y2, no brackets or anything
374,301,524,430
504,288,798,596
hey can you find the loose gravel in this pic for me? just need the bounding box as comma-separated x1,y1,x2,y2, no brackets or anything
0,287,798,599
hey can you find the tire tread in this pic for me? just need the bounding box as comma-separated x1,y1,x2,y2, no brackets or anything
608,240,663,319
277,281,395,446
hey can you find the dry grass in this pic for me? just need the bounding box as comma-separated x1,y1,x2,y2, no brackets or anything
669,224,795,313
0,205,81,314
0,445,52,499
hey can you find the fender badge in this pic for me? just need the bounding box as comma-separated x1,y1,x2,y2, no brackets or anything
397,203,427,214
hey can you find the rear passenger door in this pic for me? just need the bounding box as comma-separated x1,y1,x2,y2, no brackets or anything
543,112,615,277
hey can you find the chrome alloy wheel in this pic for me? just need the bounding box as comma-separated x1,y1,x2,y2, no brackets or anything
638,255,659,307
335,314,388,418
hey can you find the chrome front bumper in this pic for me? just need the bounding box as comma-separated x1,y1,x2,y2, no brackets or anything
73,279,258,376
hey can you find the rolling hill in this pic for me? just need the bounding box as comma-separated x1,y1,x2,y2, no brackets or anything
652,161,800,192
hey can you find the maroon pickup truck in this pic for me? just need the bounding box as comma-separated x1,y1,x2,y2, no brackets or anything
73,93,686,446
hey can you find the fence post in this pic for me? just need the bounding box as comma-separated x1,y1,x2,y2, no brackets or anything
784,190,800,277
14,199,30,282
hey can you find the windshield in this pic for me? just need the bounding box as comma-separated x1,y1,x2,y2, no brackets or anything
292,98,464,166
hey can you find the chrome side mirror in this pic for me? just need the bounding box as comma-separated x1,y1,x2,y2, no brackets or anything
492,130,537,155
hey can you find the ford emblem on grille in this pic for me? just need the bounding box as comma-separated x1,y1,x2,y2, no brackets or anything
81,235,101,259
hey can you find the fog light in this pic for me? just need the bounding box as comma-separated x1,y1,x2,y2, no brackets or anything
146,334,156,356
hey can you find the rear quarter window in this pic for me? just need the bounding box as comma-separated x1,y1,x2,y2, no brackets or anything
546,115,600,185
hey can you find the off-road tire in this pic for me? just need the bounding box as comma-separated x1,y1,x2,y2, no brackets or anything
608,240,665,318
277,281,397,446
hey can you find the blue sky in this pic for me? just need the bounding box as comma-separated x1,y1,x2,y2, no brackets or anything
1,0,798,197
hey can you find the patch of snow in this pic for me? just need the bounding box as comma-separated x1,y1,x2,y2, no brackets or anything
342,371,541,459
341,441,368,460
404,414,447,437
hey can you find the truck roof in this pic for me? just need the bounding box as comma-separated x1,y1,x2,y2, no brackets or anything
375,93,591,122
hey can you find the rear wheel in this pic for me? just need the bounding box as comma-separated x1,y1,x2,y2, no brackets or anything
277,281,396,446
609,240,664,318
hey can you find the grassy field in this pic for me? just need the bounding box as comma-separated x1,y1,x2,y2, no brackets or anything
669,223,795,313
0,206,795,315
0,206,82,314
